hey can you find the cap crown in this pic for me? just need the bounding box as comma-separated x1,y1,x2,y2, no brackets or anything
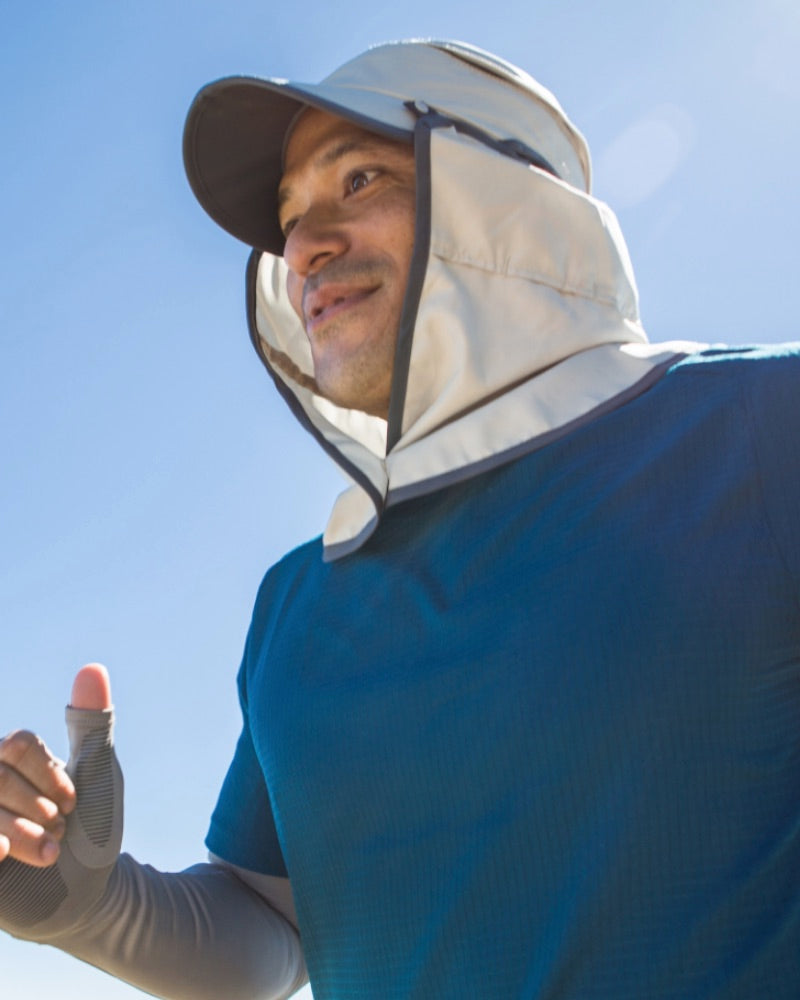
316,41,590,192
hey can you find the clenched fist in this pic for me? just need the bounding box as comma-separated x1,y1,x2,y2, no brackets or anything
0,664,111,868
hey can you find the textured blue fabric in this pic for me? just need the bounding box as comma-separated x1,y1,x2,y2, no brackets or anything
208,345,800,999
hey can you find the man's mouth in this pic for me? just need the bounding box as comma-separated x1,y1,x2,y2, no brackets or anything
303,285,378,335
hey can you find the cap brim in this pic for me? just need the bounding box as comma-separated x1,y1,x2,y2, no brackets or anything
183,76,414,255
183,77,310,255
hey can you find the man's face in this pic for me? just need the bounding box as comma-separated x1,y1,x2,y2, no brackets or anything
278,108,416,419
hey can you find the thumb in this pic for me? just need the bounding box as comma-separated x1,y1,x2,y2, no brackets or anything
70,662,112,711
64,662,123,869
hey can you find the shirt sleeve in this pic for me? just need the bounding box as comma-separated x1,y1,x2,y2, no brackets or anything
206,600,289,878
206,718,288,878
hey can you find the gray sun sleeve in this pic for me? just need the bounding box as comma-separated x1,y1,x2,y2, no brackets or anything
0,706,306,1000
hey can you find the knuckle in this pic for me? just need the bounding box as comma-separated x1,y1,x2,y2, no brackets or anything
47,814,66,839
0,729,44,767
9,814,45,842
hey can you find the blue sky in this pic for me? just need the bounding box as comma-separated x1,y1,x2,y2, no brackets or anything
1,1,797,996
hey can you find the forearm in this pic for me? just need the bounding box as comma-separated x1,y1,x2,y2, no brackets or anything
0,704,306,999
51,853,306,1000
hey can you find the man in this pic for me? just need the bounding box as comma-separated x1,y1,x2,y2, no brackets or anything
0,39,798,999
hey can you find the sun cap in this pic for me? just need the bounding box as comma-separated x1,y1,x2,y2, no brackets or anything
182,39,591,256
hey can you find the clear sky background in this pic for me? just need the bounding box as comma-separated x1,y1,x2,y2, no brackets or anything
1,1,797,997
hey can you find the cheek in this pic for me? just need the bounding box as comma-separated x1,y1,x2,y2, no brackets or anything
382,195,416,280
285,270,304,321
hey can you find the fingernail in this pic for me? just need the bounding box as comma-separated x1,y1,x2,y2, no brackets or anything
40,838,60,864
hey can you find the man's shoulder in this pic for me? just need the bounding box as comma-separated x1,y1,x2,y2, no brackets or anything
662,342,799,416
668,341,800,377
250,535,325,620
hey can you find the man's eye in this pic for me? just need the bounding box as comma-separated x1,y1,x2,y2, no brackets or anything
348,171,373,193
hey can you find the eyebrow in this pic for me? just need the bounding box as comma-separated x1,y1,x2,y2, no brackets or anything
277,137,393,215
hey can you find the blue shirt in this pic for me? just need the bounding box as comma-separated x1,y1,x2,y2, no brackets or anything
209,345,800,998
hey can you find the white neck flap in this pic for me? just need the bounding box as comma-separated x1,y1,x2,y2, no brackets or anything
250,123,703,560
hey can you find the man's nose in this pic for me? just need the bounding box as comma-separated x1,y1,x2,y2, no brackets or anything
283,207,349,277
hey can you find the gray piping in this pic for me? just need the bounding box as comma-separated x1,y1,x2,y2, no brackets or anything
245,250,386,515
386,114,435,452
386,354,687,508
321,515,381,563
404,100,560,179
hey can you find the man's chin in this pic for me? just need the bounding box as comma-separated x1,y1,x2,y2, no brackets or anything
313,367,391,418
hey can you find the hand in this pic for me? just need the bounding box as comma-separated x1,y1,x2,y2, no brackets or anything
0,664,112,868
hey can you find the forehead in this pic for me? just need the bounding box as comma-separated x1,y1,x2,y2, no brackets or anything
283,108,373,172
279,108,412,207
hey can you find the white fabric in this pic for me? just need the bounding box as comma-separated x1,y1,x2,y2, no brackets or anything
253,115,703,557
276,40,591,191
